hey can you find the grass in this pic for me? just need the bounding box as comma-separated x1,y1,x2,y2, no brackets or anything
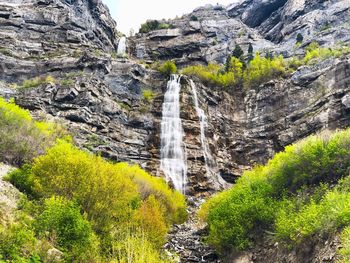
20,76,57,89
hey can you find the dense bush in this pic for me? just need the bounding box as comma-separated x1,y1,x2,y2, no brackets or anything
139,20,174,34
36,196,100,262
0,97,65,165
142,89,156,102
111,230,172,263
0,221,38,262
181,63,236,88
182,43,350,90
158,60,177,76
182,53,285,89
199,128,350,252
275,187,350,243
303,42,350,64
243,53,286,88
7,140,187,260
339,226,350,263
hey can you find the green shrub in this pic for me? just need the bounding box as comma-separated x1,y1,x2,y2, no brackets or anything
275,189,350,243
338,226,350,263
190,15,198,21
296,33,303,44
158,60,177,76
199,128,350,252
0,97,65,165
139,20,174,34
181,63,237,88
0,222,38,262
36,196,99,262
200,170,277,250
10,140,187,255
243,53,286,88
182,53,286,89
142,89,156,102
22,75,56,89
111,230,171,263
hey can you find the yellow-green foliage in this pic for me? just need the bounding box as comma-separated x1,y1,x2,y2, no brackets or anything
158,60,177,76
182,43,350,90
199,128,350,252
181,53,285,89
142,89,156,102
0,97,64,165
181,63,236,88
0,221,38,262
21,75,56,89
135,195,168,248
275,186,350,244
243,53,286,88
8,140,187,259
111,230,171,263
36,196,100,262
339,226,350,263
303,42,350,65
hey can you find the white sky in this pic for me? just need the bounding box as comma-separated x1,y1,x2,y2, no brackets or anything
102,0,236,34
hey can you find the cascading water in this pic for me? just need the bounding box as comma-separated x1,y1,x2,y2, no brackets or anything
160,75,187,194
117,36,126,55
190,80,215,174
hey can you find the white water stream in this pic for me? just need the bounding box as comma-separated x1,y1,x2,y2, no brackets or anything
117,36,126,55
160,75,187,194
190,80,214,175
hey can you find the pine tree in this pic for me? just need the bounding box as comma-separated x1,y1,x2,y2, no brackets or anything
296,33,303,44
232,45,244,59
247,43,254,62
248,43,253,54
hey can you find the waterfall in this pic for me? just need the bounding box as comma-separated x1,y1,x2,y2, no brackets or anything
160,75,187,194
117,36,126,55
190,80,214,174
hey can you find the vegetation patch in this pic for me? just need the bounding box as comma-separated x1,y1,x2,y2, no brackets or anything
0,99,186,262
158,60,177,77
142,88,156,102
139,20,175,34
21,75,56,89
0,97,65,165
199,129,350,253
181,43,350,90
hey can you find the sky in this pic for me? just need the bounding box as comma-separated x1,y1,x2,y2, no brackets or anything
102,0,236,34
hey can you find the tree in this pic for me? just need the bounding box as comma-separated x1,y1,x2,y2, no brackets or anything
248,43,253,54
247,43,254,62
296,33,303,44
226,57,243,78
225,55,232,73
232,45,244,59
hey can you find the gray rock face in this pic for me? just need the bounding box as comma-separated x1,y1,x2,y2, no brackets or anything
229,0,350,47
0,0,119,83
129,5,274,65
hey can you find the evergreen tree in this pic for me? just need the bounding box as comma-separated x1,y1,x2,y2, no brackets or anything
248,43,253,54
225,55,232,73
232,45,244,59
296,33,303,44
247,43,254,62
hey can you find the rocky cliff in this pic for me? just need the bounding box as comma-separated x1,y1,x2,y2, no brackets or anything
0,0,350,262
0,0,349,197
